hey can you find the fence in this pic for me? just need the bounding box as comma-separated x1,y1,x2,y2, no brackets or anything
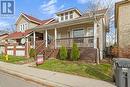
4,43,31,57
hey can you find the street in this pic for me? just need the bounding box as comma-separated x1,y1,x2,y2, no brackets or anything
0,71,46,87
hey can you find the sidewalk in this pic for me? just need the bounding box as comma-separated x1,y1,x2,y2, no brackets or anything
0,61,116,87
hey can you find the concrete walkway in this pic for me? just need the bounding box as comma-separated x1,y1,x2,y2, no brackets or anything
0,61,116,87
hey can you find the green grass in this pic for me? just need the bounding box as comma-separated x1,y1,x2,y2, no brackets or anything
37,59,112,82
0,54,28,64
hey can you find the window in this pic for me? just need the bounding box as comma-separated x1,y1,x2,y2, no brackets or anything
19,23,28,32
20,25,22,31
87,27,94,36
70,11,73,19
23,25,24,30
25,24,27,29
61,14,64,21
65,12,68,20
73,29,84,43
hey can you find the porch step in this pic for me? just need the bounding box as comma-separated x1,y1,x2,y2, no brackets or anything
79,47,97,63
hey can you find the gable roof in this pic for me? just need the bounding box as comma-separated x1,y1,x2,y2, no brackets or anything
16,13,43,25
23,13,42,24
7,17,53,40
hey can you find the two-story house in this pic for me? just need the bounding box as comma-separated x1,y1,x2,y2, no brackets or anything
5,13,53,57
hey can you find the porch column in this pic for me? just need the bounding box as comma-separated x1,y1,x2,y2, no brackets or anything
54,28,57,49
94,21,99,64
45,29,48,47
33,31,36,48
94,21,97,48
26,37,29,58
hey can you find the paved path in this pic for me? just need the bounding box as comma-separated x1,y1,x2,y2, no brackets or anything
0,71,46,87
0,61,116,87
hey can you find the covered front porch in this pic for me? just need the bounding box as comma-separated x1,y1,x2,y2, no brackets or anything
32,17,98,49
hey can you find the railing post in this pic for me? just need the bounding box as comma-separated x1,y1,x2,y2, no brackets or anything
55,28,57,49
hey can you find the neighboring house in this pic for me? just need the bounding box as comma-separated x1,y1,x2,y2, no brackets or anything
0,34,8,54
115,0,130,56
5,8,108,61
5,13,53,57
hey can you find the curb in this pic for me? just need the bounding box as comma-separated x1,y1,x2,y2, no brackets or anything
0,66,71,87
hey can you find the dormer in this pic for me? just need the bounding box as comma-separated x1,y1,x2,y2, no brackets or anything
56,8,82,22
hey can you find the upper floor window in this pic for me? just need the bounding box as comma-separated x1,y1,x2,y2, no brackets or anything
19,23,28,32
61,14,64,21
70,11,73,19
65,13,68,20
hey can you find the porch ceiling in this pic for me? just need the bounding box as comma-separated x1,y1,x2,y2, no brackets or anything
33,16,95,32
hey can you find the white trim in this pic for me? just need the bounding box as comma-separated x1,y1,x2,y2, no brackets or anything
22,13,41,24
44,19,54,24
45,30,48,47
55,28,57,49
72,28,85,38
86,27,94,37
25,32,33,37
33,31,36,48
94,21,97,48
15,13,41,25
26,37,29,57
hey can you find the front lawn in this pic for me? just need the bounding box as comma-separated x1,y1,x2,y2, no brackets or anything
0,54,28,64
37,59,112,82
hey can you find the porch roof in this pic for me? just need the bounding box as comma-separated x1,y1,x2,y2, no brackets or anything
6,30,32,40
32,9,107,32
32,16,95,32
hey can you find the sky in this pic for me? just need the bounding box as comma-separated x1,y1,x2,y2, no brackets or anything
0,0,121,31
0,0,92,30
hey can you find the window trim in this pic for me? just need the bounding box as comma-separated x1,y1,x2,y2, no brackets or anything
19,23,28,32
86,27,94,37
60,14,64,21
65,12,68,20
72,28,85,43
72,28,85,38
70,11,73,19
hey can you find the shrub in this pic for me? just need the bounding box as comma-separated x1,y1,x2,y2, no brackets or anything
71,43,80,61
59,45,67,60
29,48,37,59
